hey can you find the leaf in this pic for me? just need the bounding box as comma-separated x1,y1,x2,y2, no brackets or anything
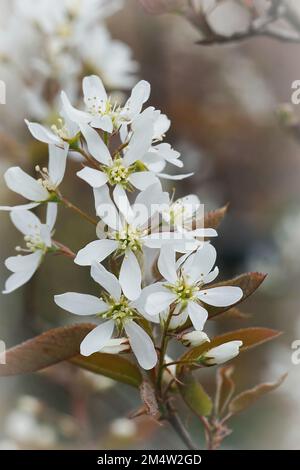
203,204,229,230
0,323,94,376
228,374,287,415
215,365,235,417
207,272,267,319
71,354,142,388
179,374,213,417
177,327,282,371
0,324,142,388
139,380,160,418
212,307,251,321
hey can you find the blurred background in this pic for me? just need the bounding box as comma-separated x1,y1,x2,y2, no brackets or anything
0,0,300,450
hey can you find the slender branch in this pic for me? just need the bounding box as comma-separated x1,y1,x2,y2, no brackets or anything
75,147,101,170
156,310,173,393
166,403,198,451
60,196,97,226
53,240,76,258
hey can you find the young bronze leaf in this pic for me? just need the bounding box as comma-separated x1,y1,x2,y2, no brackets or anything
202,204,228,230
207,272,267,319
71,354,142,388
179,374,213,417
228,374,287,415
212,307,251,321
215,365,235,417
0,323,94,376
177,327,282,371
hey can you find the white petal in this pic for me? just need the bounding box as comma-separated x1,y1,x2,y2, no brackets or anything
90,115,113,133
145,289,176,315
77,167,108,188
123,119,153,166
189,228,218,238
46,203,57,231
83,75,107,107
4,167,49,202
113,185,133,222
159,172,194,180
5,251,42,272
123,80,150,119
54,293,108,315
0,203,40,211
80,320,115,356
79,123,112,165
124,320,157,370
10,210,41,236
61,91,90,124
40,225,52,247
95,186,121,231
183,243,217,283
25,120,61,145
119,251,141,301
187,301,208,331
203,266,219,284
48,144,68,186
158,245,177,283
197,286,243,307
3,269,37,294
90,262,121,300
74,239,118,266
128,171,159,190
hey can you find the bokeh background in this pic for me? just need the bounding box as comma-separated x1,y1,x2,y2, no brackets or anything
0,0,300,449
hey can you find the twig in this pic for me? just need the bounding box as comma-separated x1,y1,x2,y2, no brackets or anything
166,403,198,451
60,196,97,226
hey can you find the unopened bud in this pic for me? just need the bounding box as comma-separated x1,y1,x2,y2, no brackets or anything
202,340,243,366
181,330,210,347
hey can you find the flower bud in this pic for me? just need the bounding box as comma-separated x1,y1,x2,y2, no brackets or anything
202,340,243,365
181,330,210,347
101,338,130,354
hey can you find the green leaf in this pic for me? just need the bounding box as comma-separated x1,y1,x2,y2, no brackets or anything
214,365,235,417
0,324,142,388
228,374,287,415
71,354,142,388
177,327,282,373
179,374,213,417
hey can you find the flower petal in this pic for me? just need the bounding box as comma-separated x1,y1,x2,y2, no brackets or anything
124,320,157,370
119,251,141,301
128,171,159,190
48,144,68,186
83,75,107,107
80,320,115,356
90,115,113,133
158,245,177,283
54,293,108,315
61,91,90,124
4,167,49,202
122,80,150,119
10,210,41,236
5,251,42,273
197,286,243,307
145,288,176,315
46,203,57,231
0,203,40,211
90,262,121,300
187,301,208,331
77,167,108,188
158,172,194,180
183,243,217,283
79,123,112,165
25,120,61,145
113,185,133,222
75,239,118,266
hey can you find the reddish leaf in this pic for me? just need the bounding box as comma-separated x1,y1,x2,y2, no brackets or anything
212,307,251,321
0,324,142,388
0,324,94,376
215,366,235,417
177,327,282,371
228,374,287,415
203,204,229,230
179,374,213,417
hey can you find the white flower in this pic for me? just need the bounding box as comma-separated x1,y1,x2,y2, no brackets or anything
142,243,243,330
61,75,151,132
54,262,157,370
202,340,243,365
3,204,57,294
181,330,210,347
75,183,201,299
0,144,67,211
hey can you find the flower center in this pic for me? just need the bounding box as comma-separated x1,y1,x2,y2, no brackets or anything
35,166,56,192
115,225,143,252
51,118,71,140
168,278,199,303
106,158,130,186
101,296,135,327
16,229,47,254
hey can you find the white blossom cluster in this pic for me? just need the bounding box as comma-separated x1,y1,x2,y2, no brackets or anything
1,75,243,370
0,0,137,125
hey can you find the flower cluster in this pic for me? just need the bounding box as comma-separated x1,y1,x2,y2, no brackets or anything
1,74,244,370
